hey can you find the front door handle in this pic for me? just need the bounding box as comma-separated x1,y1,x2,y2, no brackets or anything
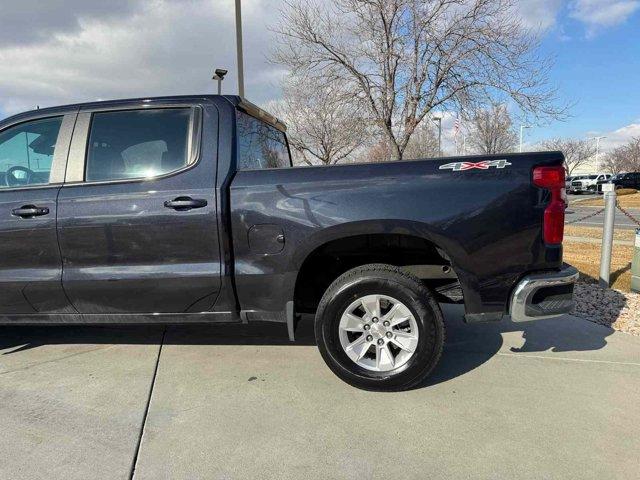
164,196,208,211
11,205,50,218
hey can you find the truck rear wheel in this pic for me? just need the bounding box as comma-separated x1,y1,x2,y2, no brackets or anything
314,264,444,391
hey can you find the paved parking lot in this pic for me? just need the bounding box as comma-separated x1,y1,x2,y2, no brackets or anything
1,306,639,480
566,193,640,229
566,205,640,230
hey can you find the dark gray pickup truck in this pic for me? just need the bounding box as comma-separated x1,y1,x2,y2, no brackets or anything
0,95,577,390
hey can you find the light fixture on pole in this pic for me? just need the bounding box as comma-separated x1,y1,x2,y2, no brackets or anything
589,136,606,171
212,68,228,95
235,0,245,97
519,125,531,153
432,116,442,157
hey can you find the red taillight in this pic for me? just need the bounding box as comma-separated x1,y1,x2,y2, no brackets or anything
533,166,565,189
533,166,565,245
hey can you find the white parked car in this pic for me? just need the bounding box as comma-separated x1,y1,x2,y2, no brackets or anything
569,173,611,194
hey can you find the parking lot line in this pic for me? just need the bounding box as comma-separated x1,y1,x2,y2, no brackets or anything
496,352,640,367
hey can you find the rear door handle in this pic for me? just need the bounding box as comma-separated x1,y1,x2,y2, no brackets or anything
164,197,208,211
11,205,50,218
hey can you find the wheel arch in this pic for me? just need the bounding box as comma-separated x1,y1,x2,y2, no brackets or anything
289,220,468,314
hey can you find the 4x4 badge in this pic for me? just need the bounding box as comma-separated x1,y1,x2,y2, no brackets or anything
439,159,512,171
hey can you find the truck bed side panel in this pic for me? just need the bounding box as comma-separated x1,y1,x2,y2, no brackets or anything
229,152,564,316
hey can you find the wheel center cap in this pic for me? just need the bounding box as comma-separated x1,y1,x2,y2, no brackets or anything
370,323,386,339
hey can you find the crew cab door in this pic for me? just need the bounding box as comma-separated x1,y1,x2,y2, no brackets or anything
57,103,221,313
0,113,76,314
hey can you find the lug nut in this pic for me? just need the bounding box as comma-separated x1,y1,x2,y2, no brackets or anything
377,339,384,346
366,335,373,342
363,324,370,330
386,331,393,338
372,317,379,323
383,320,390,327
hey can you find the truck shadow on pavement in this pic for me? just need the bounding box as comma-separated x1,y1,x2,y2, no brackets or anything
0,305,614,390
412,304,616,389
416,305,616,389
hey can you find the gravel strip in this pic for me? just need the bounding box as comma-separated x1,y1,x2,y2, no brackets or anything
572,280,640,336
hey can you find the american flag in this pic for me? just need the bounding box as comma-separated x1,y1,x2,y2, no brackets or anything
454,115,461,137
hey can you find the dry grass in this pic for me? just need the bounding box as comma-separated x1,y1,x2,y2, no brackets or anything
565,225,636,242
563,240,633,292
579,190,640,207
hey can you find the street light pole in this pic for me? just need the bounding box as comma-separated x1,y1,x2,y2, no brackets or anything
590,136,606,171
519,125,531,153
433,116,442,156
235,0,245,97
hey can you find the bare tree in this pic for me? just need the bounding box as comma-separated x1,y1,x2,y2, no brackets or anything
269,75,368,165
466,104,517,154
358,139,395,163
540,138,597,175
603,137,640,174
273,0,565,161
403,120,440,159
358,119,439,162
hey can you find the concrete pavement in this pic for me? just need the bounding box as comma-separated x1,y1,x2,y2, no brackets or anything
0,325,164,480
1,308,639,479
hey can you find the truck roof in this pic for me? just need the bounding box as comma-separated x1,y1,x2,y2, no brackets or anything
1,94,287,132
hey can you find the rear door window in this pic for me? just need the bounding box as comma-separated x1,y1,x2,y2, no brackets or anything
0,117,62,188
85,108,192,182
236,110,291,169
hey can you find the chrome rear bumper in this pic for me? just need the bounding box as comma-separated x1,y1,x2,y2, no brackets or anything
509,266,579,322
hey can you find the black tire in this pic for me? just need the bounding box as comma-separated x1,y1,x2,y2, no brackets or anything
314,264,445,391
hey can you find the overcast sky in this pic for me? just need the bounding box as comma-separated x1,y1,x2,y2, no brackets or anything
0,0,639,152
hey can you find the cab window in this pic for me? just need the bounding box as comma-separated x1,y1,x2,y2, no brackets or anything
236,110,291,169
0,117,62,189
85,108,192,182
